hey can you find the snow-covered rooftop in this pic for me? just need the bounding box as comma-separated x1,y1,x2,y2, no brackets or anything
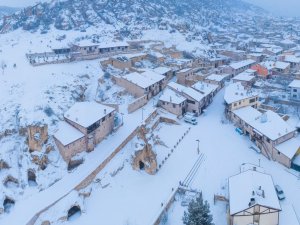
233,72,255,82
122,71,165,89
284,55,300,64
53,121,84,146
275,136,300,159
230,59,255,70
205,73,230,82
275,61,290,70
233,106,295,141
177,68,192,73
64,102,115,128
152,67,171,75
224,82,258,104
289,79,300,88
229,170,281,215
159,88,186,104
192,81,218,97
168,82,204,102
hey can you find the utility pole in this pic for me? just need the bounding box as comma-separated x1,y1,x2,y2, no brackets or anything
196,139,200,155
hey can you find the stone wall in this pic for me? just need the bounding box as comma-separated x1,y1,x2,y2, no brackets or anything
75,126,140,190
128,95,148,113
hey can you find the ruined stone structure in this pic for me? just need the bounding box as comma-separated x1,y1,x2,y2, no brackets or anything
132,125,157,175
27,124,48,152
132,144,157,175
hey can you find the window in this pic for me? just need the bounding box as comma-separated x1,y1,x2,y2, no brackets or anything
293,89,297,92
293,94,297,98
249,98,256,103
173,104,176,108
234,103,237,107
187,99,196,104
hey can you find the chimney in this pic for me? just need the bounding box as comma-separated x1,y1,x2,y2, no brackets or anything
260,113,268,123
104,109,107,115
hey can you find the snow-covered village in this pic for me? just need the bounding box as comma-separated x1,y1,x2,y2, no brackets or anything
0,0,300,225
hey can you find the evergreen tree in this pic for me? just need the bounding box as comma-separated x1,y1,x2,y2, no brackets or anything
182,192,214,225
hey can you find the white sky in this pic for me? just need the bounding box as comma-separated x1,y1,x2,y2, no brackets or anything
246,0,300,17
0,0,299,17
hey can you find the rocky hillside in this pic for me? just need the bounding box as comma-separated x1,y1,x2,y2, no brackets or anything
0,0,264,35
0,6,20,18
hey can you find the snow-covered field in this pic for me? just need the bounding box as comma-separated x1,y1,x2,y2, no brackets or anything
5,88,297,225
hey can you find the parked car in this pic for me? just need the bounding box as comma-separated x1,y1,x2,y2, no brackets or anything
275,185,285,200
184,114,197,125
235,127,244,135
249,146,261,154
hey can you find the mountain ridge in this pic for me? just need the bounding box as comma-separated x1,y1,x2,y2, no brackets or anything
0,0,266,35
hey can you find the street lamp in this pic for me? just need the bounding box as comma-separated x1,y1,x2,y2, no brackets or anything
141,107,145,123
196,139,200,155
120,113,124,126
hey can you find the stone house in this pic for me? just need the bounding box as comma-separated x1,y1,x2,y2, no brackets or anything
114,71,167,99
176,68,194,85
192,81,219,108
158,88,187,116
168,82,205,116
224,82,259,114
204,73,230,90
152,67,174,81
54,102,116,162
232,72,256,87
229,170,281,225
105,53,148,70
231,106,296,166
224,59,256,77
283,55,300,71
289,79,300,101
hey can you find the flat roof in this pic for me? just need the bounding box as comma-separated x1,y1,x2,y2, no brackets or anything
64,102,115,128
53,121,84,146
233,106,295,141
229,170,281,215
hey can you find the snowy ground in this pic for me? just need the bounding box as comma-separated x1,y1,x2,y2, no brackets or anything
11,88,298,225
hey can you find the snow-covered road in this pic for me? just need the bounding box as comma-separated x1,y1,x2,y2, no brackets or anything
56,88,300,225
